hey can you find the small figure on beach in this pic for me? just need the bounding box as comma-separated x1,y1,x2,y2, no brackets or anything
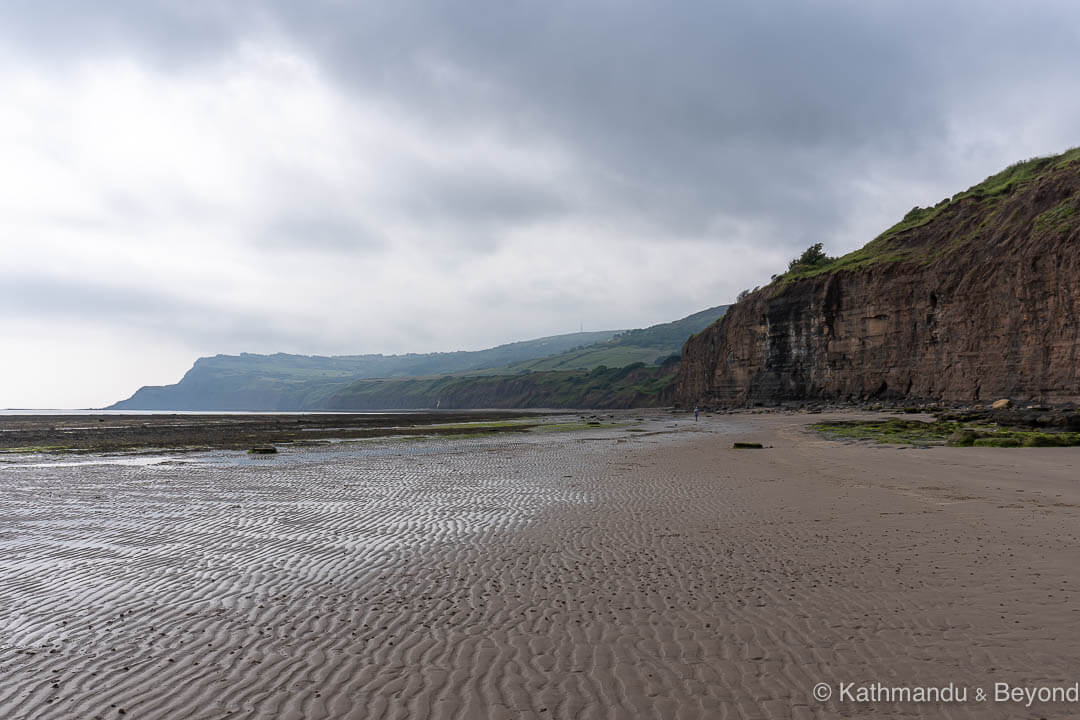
694,406,699,422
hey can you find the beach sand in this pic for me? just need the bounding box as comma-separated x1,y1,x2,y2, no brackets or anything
1,411,1078,719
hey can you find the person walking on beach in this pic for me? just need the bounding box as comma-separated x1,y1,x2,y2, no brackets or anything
694,406,699,422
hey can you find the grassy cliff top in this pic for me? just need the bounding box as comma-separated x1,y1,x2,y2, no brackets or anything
506,304,728,372
777,146,1080,285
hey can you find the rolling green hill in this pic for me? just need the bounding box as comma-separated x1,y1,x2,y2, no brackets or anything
110,330,619,411
109,305,729,410
506,305,728,372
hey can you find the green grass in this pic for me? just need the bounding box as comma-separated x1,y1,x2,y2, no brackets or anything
878,202,951,239
971,437,1021,447
1034,197,1079,231
0,445,74,454
814,419,1080,448
814,419,960,446
778,239,914,283
509,346,668,372
415,420,538,431
962,431,1080,448
507,305,728,373
774,146,1080,287
956,148,1080,200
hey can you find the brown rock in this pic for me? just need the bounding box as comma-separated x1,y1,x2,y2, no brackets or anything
992,399,1012,410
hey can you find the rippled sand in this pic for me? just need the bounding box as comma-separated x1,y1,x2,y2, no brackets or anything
1,412,1079,719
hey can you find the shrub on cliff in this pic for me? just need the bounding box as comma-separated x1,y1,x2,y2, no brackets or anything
787,243,834,274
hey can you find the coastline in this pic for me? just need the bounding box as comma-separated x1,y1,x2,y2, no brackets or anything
1,410,1077,718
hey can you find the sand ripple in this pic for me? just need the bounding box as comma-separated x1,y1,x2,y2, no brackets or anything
1,416,1078,719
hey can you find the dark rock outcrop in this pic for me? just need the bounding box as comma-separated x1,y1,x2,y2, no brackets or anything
676,149,1080,408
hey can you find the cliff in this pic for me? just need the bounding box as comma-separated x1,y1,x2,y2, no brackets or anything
676,148,1080,408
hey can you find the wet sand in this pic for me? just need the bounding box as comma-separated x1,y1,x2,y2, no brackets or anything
1,411,1079,719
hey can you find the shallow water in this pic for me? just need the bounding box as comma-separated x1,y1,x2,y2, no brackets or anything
0,456,190,469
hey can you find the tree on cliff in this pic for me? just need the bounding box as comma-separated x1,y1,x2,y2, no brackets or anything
787,243,833,273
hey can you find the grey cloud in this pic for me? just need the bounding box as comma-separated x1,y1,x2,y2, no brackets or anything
399,166,571,232
256,213,381,253
274,0,1076,249
6,1,1079,258
0,1,254,66
0,273,322,351
253,171,569,254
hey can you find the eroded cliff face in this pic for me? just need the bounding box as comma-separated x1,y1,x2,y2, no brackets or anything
676,152,1080,407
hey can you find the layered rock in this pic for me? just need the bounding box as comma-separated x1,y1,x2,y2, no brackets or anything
676,149,1080,407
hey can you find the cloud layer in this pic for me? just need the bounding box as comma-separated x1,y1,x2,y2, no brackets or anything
2,1,1079,407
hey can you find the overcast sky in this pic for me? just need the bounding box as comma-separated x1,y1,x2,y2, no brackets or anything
2,1,1079,408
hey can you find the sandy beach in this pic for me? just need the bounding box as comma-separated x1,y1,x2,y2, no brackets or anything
1,411,1078,719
